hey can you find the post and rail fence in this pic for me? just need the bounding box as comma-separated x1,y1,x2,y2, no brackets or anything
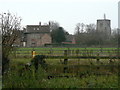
12,48,120,59
11,48,120,76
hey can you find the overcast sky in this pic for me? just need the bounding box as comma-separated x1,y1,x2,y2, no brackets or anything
0,0,119,34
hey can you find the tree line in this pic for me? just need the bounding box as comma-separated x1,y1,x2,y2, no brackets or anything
74,23,119,47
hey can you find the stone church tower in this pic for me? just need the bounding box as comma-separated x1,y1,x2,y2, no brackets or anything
96,14,111,37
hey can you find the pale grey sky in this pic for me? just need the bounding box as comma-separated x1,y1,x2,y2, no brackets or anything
0,0,119,34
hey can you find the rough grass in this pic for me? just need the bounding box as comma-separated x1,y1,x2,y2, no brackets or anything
2,57,119,88
40,75,118,88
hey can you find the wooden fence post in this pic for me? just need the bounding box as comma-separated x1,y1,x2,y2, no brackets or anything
96,53,100,64
64,50,67,57
72,50,74,56
64,58,68,65
96,52,100,71
63,66,68,73
63,50,68,73
76,49,79,56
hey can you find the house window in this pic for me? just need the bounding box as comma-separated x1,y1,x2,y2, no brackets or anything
34,28,36,30
31,42,36,47
37,28,39,30
32,42,35,44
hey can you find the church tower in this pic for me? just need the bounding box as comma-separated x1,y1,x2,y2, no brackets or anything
96,14,111,37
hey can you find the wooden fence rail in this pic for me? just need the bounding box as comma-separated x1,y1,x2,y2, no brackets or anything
11,48,120,59
46,56,120,59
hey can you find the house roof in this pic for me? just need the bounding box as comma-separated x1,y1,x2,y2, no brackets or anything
25,25,50,33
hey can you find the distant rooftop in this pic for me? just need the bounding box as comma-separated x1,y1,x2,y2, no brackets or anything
25,22,50,33
97,19,110,21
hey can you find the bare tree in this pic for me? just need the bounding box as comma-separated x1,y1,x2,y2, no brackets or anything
75,23,80,35
86,24,96,33
81,23,85,33
0,12,22,74
74,23,102,46
74,23,86,44
75,23,85,35
49,21,59,31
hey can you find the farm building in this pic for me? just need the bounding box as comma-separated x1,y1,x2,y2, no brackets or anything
13,22,77,47
22,22,52,47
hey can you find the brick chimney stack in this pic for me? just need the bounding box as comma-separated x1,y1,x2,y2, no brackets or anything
39,22,41,26
49,21,51,26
